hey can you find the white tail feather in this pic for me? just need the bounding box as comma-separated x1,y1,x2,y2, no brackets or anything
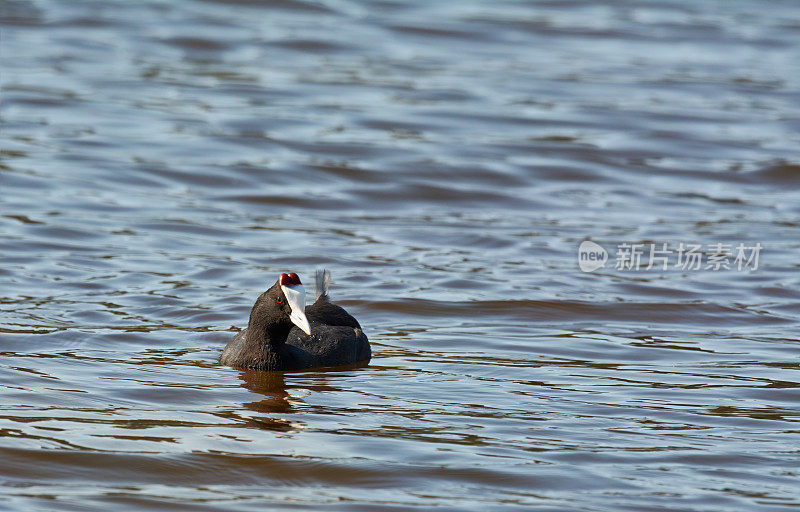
315,269,331,299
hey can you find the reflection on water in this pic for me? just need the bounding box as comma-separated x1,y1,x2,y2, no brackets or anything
1,0,800,510
230,370,299,432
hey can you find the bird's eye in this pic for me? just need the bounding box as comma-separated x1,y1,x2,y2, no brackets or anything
276,297,283,304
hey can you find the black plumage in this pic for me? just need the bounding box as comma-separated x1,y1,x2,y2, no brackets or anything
219,270,370,371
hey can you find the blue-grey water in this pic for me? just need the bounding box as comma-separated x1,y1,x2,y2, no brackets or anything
1,0,800,510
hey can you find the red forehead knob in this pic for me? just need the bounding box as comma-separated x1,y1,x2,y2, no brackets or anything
279,272,302,286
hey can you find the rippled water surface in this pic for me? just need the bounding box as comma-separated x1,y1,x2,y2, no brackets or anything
2,0,800,510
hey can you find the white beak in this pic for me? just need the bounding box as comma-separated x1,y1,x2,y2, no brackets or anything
281,284,311,335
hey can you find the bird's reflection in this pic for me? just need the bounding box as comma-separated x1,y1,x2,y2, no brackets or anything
231,363,370,432
234,369,299,432
238,369,292,412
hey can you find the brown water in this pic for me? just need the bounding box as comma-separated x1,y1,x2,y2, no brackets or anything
2,0,800,510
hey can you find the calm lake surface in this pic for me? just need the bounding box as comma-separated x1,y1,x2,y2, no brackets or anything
2,0,800,510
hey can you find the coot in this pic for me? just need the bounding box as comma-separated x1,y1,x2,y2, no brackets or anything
219,270,371,371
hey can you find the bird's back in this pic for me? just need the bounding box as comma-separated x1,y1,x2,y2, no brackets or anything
286,270,369,367
306,296,361,328
286,322,370,368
